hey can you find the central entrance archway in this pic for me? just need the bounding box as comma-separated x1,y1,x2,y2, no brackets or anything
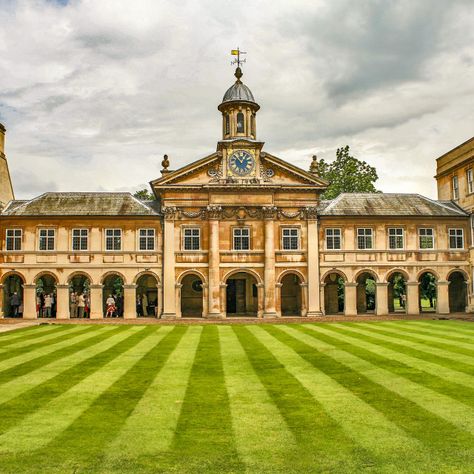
356,272,376,314
180,274,204,317
225,272,258,317
448,271,467,313
280,273,303,316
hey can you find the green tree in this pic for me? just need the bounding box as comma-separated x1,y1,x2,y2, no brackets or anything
133,188,154,200
420,273,437,308
317,146,379,200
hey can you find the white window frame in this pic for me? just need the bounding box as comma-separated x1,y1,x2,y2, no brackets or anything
452,175,459,200
325,228,341,250
357,228,373,250
138,228,155,251
38,228,56,251
281,227,300,250
71,228,89,251
388,227,404,250
6,228,22,251
448,228,464,250
468,169,474,194
105,228,122,252
418,228,434,250
233,227,250,251
182,227,201,251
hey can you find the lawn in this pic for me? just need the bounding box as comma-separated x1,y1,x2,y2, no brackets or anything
1,320,474,473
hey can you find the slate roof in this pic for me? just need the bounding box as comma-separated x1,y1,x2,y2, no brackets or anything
1,193,160,216
222,81,256,103
319,193,468,217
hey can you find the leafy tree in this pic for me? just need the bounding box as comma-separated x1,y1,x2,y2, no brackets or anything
133,188,154,200
317,145,379,200
420,273,437,308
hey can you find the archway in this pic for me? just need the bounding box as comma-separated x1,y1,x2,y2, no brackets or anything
226,271,258,317
281,273,303,316
136,274,159,317
387,272,407,313
180,274,204,317
419,272,437,312
448,271,467,313
102,274,124,318
324,272,345,314
356,272,376,314
36,273,57,318
2,274,24,318
68,274,91,318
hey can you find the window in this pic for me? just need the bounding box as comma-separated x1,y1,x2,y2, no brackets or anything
39,228,55,251
388,228,404,249
236,112,245,133
225,115,230,135
72,229,88,251
452,175,459,200
139,228,155,251
282,227,300,250
468,169,473,194
251,114,256,136
105,229,122,251
449,228,464,249
357,228,373,249
419,228,434,249
183,228,200,250
233,227,250,250
6,229,22,251
325,228,341,250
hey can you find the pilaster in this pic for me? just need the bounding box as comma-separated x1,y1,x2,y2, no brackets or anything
123,284,137,319
162,206,177,318
437,280,450,315
306,207,322,316
56,284,70,319
0,284,3,318
89,284,103,319
406,282,419,315
263,206,278,317
23,284,37,319
375,282,389,316
344,283,358,316
300,282,308,317
207,205,223,318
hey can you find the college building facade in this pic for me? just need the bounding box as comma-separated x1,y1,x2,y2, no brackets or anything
0,67,473,319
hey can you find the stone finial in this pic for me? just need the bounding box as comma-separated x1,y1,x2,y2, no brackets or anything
161,154,170,174
234,66,243,82
309,154,319,175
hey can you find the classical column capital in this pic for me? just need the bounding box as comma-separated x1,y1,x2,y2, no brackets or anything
23,284,36,290
162,206,178,220
56,284,69,289
256,283,265,288
376,282,389,287
90,284,102,289
299,282,309,288
262,205,278,220
206,205,223,219
344,282,357,288
123,284,137,290
219,283,228,288
175,283,183,289
304,206,318,220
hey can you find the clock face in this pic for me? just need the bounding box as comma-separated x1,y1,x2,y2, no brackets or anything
228,150,255,176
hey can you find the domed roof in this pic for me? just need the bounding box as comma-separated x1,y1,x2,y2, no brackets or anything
222,81,255,103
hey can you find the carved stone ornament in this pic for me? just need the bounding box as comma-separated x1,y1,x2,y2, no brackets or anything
278,209,304,219
206,205,223,219
162,206,178,220
304,206,318,220
260,167,275,182
262,205,278,219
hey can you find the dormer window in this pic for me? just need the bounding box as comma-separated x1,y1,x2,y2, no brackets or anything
236,112,245,133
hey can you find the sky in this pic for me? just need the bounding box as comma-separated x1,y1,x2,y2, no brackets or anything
0,0,473,199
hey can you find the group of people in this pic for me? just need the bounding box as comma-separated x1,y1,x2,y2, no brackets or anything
36,292,56,318
70,291,90,318
136,293,156,316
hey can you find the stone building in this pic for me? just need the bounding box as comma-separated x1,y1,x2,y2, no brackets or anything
0,67,472,319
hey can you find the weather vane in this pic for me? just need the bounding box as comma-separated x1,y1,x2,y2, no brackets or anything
231,47,247,68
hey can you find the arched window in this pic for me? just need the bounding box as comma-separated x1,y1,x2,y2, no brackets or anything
225,114,230,135
236,112,245,133
251,115,256,136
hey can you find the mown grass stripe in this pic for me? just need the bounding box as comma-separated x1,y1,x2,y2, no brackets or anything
0,325,114,382
102,325,202,467
233,325,372,473
0,324,63,344
0,326,173,460
389,320,474,341
168,325,244,473
408,320,474,335
335,323,474,371
285,325,474,449
218,326,297,473
249,325,450,473
0,325,148,435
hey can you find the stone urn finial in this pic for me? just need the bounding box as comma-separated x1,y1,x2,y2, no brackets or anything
161,154,170,174
309,154,319,175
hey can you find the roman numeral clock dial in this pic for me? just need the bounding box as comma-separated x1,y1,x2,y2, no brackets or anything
228,150,255,176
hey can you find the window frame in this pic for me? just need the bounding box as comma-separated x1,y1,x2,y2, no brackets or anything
233,226,251,251
357,227,373,250
325,228,342,250
71,228,89,252
38,228,56,252
418,227,435,250
182,227,201,251
236,111,245,134
281,226,300,251
138,228,155,252
452,175,459,200
448,228,464,250
5,228,22,251
468,169,474,195
104,228,122,252
388,227,404,250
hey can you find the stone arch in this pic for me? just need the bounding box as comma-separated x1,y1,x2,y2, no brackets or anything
135,272,160,317
67,271,94,284
448,271,468,313
415,268,440,282
280,272,303,316
33,271,59,284
180,272,205,318
446,268,469,282
321,269,348,284
384,268,410,283
1,271,26,285
386,270,408,313
324,271,346,314
278,269,306,285
102,272,125,318
34,271,58,318
178,269,207,286
353,269,379,284
418,270,438,312
223,268,263,285
67,271,93,319
2,272,25,318
101,271,127,285
355,271,377,314
133,271,161,285
224,269,260,317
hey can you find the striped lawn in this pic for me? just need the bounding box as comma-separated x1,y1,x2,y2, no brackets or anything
0,322,474,473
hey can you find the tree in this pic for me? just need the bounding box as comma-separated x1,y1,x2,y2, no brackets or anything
317,145,379,200
133,188,154,200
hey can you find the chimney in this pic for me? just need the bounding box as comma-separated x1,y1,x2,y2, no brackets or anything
0,123,15,206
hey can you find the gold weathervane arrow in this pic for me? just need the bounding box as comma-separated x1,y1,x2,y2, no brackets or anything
231,47,247,68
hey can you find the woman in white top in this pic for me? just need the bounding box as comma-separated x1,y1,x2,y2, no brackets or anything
105,295,116,318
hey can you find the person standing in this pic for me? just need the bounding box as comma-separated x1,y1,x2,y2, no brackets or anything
10,292,20,318
105,294,115,318
70,291,78,318
77,293,85,318
84,293,90,318
44,294,52,318
136,295,143,317
142,292,148,316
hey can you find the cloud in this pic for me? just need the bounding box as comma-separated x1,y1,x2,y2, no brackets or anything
0,0,473,199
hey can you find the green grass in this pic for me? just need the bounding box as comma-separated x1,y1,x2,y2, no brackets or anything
1,321,474,473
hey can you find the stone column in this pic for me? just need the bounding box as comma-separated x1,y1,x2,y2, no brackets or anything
56,284,70,319
376,282,389,316
437,281,450,314
89,284,103,319
257,283,265,318
306,207,322,316
320,283,326,315
123,284,137,319
300,282,308,317
406,282,419,315
220,283,227,317
387,284,395,313
0,284,3,318
263,206,278,317
202,283,209,318
344,283,357,316
207,205,222,318
175,283,182,318
23,284,37,319
156,283,162,318
275,282,282,317
162,207,177,319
